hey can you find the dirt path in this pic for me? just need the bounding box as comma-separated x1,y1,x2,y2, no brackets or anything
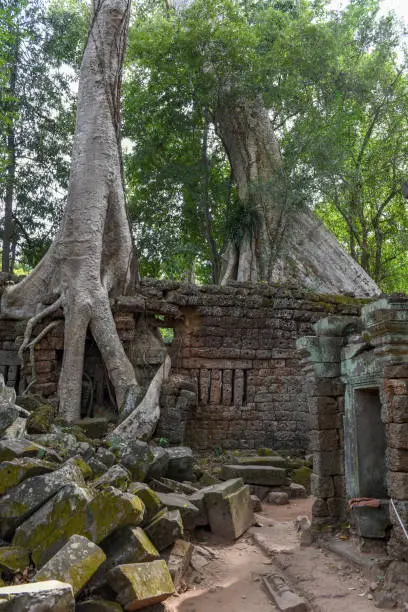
162,498,401,612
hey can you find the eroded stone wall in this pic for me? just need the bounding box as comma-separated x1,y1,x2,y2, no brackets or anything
0,280,364,451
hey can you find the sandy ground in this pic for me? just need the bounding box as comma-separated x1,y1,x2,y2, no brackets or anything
158,497,405,612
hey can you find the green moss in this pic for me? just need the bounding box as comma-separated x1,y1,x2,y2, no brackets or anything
128,483,161,523
256,448,278,456
37,547,106,595
0,458,56,496
0,547,30,572
291,466,313,493
26,403,55,434
71,456,93,480
86,488,145,543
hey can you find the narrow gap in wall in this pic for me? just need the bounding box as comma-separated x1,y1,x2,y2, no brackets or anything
232,368,236,405
243,369,248,405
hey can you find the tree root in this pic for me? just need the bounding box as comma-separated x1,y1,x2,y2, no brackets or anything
22,321,60,396
18,297,63,363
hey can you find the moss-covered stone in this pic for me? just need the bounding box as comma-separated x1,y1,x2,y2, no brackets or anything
256,448,278,456
0,580,75,609
145,509,183,552
86,487,145,543
0,457,57,496
12,484,93,567
0,439,61,463
35,535,106,595
93,465,131,491
15,394,43,413
26,403,55,434
128,482,162,523
107,560,175,610
70,455,93,480
0,546,30,572
291,466,313,493
199,471,219,486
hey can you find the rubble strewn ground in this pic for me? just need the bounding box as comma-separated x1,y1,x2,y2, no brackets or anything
0,380,405,611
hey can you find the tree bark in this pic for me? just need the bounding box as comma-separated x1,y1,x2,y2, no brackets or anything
1,0,143,422
217,95,380,297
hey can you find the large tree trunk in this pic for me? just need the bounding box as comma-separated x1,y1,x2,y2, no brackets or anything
1,0,144,422
217,95,380,297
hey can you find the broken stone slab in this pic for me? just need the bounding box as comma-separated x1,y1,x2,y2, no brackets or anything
0,546,30,572
76,600,123,612
35,535,106,595
128,482,162,524
0,459,85,538
0,457,57,496
156,477,198,495
156,492,200,530
93,465,131,491
145,446,169,481
267,491,289,505
0,438,62,463
89,526,159,591
163,539,193,588
145,509,184,552
73,417,109,439
0,580,74,611
107,560,175,610
233,456,288,468
204,478,254,540
221,464,286,487
87,456,108,477
166,447,194,481
86,487,145,543
12,484,94,567
0,403,19,436
96,447,117,468
190,545,216,572
2,417,27,440
26,403,55,435
115,439,155,481
262,574,308,612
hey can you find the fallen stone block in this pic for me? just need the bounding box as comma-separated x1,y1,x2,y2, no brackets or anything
163,539,193,588
145,509,183,552
204,478,254,539
12,484,94,567
116,440,155,481
251,495,263,512
73,417,109,439
86,487,145,543
233,456,287,468
2,417,27,440
35,535,106,595
289,483,308,499
156,492,199,530
93,465,131,491
157,477,198,495
0,457,56,496
250,485,271,500
0,460,85,537
0,546,30,572
87,456,108,477
0,438,62,463
0,580,74,611
128,482,162,523
267,491,289,505
26,403,55,435
0,404,19,436
77,600,123,612
263,574,308,612
221,464,286,487
145,446,169,480
166,447,194,481
88,526,160,591
107,560,175,610
96,447,117,468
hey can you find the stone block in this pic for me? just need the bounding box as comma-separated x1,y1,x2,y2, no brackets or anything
156,492,199,530
388,423,408,450
221,464,286,486
233,456,287,468
313,452,343,476
87,456,108,477
0,460,85,537
166,447,194,481
204,479,254,539
267,491,289,505
310,474,334,498
0,404,19,436
384,364,408,379
35,535,106,595
249,485,271,500
309,429,339,452
0,457,56,496
0,438,61,463
263,573,307,612
93,465,131,491
0,547,30,573
0,580,74,611
107,560,175,610
128,482,162,524
145,446,169,481
308,411,342,430
163,539,193,588
86,487,145,543
145,509,184,552
73,418,109,439
288,483,308,499
96,447,117,468
251,495,262,512
388,472,408,499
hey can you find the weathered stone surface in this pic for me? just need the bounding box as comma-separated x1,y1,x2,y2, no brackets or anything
204,478,254,539
251,495,263,512
233,456,287,468
388,423,408,450
288,483,308,499
145,446,169,480
0,580,74,611
96,447,117,468
35,535,106,595
107,560,175,610
12,484,93,567
263,574,307,612
26,403,55,434
0,438,61,463
116,440,154,481
0,404,19,436
0,460,85,537
250,485,271,501
128,483,162,524
101,525,159,567
267,491,289,505
310,474,334,498
76,600,123,612
2,417,27,440
221,464,286,486
0,457,56,496
0,547,30,572
163,539,193,588
145,509,183,552
87,456,107,477
93,465,131,491
166,447,194,481
152,478,198,495
73,417,109,439
86,487,145,543
156,492,199,530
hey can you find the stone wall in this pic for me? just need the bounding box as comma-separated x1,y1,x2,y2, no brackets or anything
0,280,364,451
